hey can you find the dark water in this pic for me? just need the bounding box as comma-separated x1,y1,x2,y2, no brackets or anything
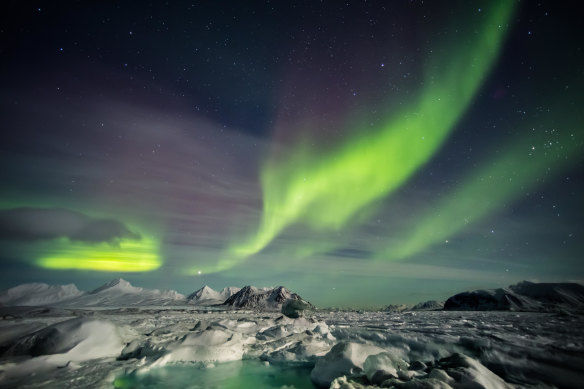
114,360,316,389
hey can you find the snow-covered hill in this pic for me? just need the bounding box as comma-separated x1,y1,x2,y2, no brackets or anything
0,283,84,307
444,281,584,312
383,304,410,313
222,285,307,310
411,300,444,311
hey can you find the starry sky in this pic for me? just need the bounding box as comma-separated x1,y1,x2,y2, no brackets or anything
0,1,582,307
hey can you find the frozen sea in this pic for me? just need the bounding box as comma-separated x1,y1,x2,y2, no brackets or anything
0,307,582,388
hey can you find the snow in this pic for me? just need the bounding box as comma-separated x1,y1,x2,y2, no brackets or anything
64,278,187,307
89,277,137,294
0,308,582,388
384,301,444,313
282,297,313,318
0,278,187,308
435,353,513,389
0,281,583,388
0,279,295,309
0,317,129,386
411,300,444,311
6,317,127,359
362,352,410,383
384,304,411,313
0,282,84,306
149,328,245,366
186,285,241,305
223,285,306,310
310,342,386,387
509,281,584,307
219,286,241,300
187,285,222,303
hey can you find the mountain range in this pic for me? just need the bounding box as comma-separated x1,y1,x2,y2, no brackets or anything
0,278,187,307
0,279,298,310
1,279,583,312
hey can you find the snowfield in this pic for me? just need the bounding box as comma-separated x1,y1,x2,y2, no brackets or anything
0,307,583,388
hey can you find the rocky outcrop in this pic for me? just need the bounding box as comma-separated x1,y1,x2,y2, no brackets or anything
223,285,307,311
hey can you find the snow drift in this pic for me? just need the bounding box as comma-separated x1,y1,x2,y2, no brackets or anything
0,317,128,384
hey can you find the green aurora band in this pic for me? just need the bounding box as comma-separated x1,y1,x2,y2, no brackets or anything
0,202,163,273
383,129,583,260
37,235,162,272
222,1,516,269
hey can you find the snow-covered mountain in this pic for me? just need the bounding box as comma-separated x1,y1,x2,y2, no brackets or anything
63,278,186,307
0,281,304,310
383,304,410,313
222,285,306,310
0,283,84,307
186,285,241,305
89,278,141,294
0,279,186,307
444,281,584,312
384,300,444,312
187,285,221,302
411,300,444,311
509,281,584,306
219,286,241,300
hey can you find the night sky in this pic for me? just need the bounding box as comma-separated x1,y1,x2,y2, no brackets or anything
1,1,582,307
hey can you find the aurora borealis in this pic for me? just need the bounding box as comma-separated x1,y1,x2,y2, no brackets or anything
227,0,515,265
37,236,161,272
0,1,582,306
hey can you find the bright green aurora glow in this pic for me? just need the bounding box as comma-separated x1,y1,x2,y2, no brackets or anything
37,235,161,272
225,1,516,267
383,131,582,260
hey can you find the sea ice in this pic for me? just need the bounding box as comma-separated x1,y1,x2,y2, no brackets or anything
1,280,583,388
310,342,386,387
